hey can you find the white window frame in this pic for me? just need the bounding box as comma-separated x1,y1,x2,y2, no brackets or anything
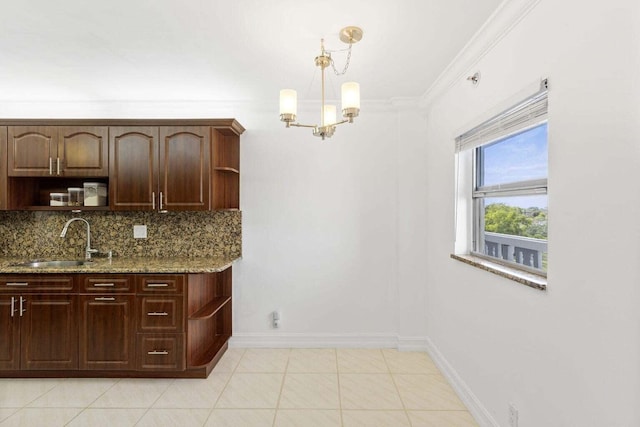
455,79,549,277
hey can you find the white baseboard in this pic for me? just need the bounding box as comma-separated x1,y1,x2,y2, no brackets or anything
229,333,429,350
397,336,429,352
425,337,499,427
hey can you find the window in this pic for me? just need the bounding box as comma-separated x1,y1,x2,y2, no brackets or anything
456,81,548,276
474,124,548,273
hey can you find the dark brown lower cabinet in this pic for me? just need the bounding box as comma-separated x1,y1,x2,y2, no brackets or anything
79,294,136,370
0,294,77,370
0,269,232,378
0,296,20,370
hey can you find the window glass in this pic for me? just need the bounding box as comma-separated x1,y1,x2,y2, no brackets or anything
473,122,548,274
481,195,548,271
480,124,548,187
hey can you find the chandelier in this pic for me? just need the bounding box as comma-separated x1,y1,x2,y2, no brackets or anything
279,26,363,140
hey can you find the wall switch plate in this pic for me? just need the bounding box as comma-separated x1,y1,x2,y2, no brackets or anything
133,225,147,239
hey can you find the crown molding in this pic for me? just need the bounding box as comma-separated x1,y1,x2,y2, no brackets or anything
420,0,542,110
0,98,396,118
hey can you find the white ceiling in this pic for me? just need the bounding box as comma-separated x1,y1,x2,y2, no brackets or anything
0,0,502,102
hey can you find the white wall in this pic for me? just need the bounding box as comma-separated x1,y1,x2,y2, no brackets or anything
235,102,405,345
395,99,430,346
422,1,640,426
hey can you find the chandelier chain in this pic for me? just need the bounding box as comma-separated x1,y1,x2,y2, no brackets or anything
330,43,352,76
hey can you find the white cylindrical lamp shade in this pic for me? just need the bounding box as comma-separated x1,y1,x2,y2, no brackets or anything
341,82,360,111
323,105,337,126
279,89,297,116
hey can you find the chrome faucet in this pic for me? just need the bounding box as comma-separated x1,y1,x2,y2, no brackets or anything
60,217,98,260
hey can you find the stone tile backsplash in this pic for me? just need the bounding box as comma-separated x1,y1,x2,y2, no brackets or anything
0,210,241,260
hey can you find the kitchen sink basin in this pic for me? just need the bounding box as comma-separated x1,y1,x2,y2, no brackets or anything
14,260,93,268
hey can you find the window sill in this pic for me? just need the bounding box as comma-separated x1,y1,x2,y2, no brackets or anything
450,254,547,291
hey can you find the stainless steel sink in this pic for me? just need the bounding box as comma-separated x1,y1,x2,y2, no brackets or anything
14,260,93,268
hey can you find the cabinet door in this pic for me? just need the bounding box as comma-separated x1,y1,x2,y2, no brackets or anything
20,295,78,370
79,294,136,370
57,127,109,177
159,126,210,211
8,126,56,176
109,127,159,210
0,127,6,210
0,296,20,370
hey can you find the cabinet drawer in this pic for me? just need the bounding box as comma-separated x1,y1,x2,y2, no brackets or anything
138,296,184,332
136,334,185,371
80,275,133,293
0,276,75,292
137,275,184,294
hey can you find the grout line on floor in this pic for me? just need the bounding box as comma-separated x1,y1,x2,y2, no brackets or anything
272,348,291,427
335,349,344,427
203,348,246,426
131,377,176,426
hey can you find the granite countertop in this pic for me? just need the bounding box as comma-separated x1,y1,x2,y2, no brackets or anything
0,256,239,274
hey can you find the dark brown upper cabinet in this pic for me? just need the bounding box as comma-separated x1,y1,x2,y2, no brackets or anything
8,126,108,177
0,119,243,211
110,126,210,212
0,127,7,210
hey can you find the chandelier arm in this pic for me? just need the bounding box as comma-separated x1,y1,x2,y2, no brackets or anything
289,123,318,129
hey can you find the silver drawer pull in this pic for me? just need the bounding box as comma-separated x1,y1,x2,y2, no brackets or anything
147,283,169,287
6,282,28,287
148,350,169,355
147,312,169,316
93,283,115,287
94,297,116,301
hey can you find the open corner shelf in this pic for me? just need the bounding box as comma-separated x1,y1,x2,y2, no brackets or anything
213,167,239,174
188,335,230,369
190,296,232,320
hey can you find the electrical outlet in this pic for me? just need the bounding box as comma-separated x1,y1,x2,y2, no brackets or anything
272,310,281,328
133,225,147,239
509,403,519,427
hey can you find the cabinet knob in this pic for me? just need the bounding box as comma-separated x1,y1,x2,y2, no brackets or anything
93,283,115,287
94,297,116,301
147,283,169,288
147,350,169,355
6,282,28,287
147,312,169,316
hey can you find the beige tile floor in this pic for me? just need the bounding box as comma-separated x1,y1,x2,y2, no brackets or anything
0,349,478,426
